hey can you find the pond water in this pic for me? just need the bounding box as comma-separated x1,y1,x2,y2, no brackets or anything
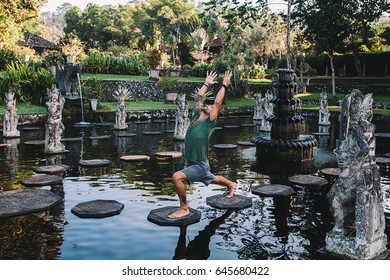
0,114,389,260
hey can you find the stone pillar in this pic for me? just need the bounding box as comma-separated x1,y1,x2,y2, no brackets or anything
326,89,387,259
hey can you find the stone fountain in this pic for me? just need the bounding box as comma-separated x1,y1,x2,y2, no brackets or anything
2,92,20,138
173,93,189,141
251,69,317,164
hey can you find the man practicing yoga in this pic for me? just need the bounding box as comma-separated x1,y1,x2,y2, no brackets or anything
169,70,236,219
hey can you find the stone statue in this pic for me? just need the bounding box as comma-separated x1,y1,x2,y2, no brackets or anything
319,90,331,125
326,89,387,259
3,91,20,138
260,90,273,131
174,93,189,141
45,84,66,154
113,87,129,130
253,92,263,121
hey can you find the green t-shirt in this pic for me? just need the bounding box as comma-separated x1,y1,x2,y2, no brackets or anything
184,110,216,163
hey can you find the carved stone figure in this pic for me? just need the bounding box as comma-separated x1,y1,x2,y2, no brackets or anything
253,92,263,121
174,93,189,141
45,85,66,154
113,87,129,130
55,63,82,97
326,89,387,259
260,90,273,131
319,90,331,125
3,92,20,138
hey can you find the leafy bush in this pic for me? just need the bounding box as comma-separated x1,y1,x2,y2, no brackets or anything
158,77,183,92
0,48,18,71
191,63,214,77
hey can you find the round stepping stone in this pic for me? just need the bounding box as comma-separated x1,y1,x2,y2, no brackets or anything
147,206,201,226
252,184,295,197
21,126,41,131
94,122,112,126
320,168,340,177
213,144,237,149
375,133,390,138
237,141,255,146
288,175,328,187
153,120,166,123
0,189,63,219
311,132,330,136
384,153,390,158
135,121,149,124
117,133,136,137
143,131,162,135
155,151,182,158
71,199,124,218
79,159,112,167
33,164,70,175
0,143,12,148
20,174,63,187
215,127,223,130
241,123,255,127
61,137,82,142
24,140,45,145
376,157,390,165
120,155,150,161
89,135,111,140
206,194,252,210
165,130,174,133
224,125,240,129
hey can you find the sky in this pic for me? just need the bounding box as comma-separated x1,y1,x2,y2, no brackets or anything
40,0,287,13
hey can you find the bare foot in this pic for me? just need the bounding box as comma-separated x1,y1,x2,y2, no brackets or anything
226,182,237,198
168,208,190,219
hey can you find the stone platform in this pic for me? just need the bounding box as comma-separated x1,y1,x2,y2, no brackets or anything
147,206,201,226
21,174,64,187
252,184,295,197
206,194,252,210
288,175,328,187
0,189,63,219
71,199,124,218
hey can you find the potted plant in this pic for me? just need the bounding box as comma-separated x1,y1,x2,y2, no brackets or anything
61,39,84,65
158,77,182,103
42,49,64,74
83,77,103,111
147,49,162,79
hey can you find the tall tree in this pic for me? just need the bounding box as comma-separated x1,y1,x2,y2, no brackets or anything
292,0,352,96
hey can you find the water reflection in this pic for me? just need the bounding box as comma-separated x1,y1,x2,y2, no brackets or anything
0,115,389,259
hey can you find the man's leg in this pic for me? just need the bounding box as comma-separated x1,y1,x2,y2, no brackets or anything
212,175,237,198
169,171,190,218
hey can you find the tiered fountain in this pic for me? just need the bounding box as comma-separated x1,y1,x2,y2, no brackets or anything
251,69,317,166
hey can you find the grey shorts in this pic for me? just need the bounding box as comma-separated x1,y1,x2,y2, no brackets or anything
181,161,215,186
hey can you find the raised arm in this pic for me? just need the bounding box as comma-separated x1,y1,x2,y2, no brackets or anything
210,71,232,121
194,71,218,112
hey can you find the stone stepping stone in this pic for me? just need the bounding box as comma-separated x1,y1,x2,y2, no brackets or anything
241,123,255,127
153,120,166,123
94,122,113,126
24,140,45,145
0,143,12,148
384,153,390,158
0,189,63,219
89,135,111,140
207,194,252,210
320,168,340,177
224,125,240,129
117,133,136,138
147,206,201,226
143,131,162,135
165,130,174,133
311,132,330,136
376,157,390,165
21,126,41,131
375,133,390,138
120,155,150,161
155,151,182,158
288,175,328,187
252,184,295,197
61,137,82,142
135,121,149,124
20,174,63,187
237,141,255,146
33,164,70,175
215,127,223,130
79,159,112,168
213,144,238,149
71,199,124,218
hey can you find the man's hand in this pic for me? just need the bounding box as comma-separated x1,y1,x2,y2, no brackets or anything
205,71,218,86
222,71,232,87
